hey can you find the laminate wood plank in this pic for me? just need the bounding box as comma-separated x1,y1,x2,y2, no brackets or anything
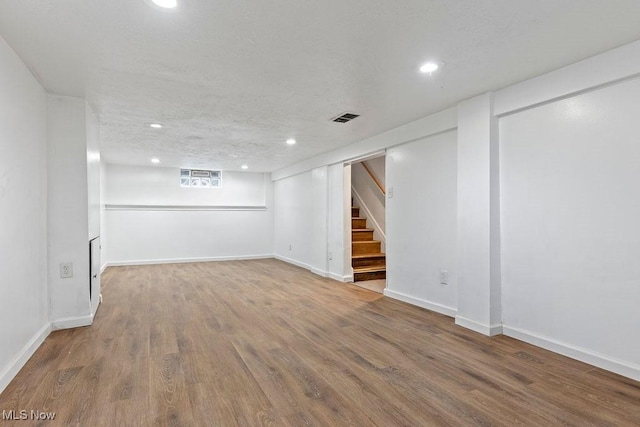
285,335,454,426
0,258,638,426
148,353,196,426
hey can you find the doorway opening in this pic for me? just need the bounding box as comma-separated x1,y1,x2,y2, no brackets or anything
350,153,386,293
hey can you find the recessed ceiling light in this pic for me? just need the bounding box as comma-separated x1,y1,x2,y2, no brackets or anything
241,165,249,170
419,62,439,74
286,139,296,145
151,0,177,8
150,123,163,129
151,158,160,164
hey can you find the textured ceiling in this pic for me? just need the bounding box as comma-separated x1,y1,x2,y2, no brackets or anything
2,1,640,172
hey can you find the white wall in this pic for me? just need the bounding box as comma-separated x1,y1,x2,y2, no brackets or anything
365,156,385,187
274,171,314,268
500,76,640,379
47,96,92,325
86,106,101,240
327,163,351,281
309,167,329,275
100,159,108,270
455,93,502,336
385,131,458,316
86,104,101,314
105,164,274,264
106,163,266,206
0,35,50,393
274,165,350,281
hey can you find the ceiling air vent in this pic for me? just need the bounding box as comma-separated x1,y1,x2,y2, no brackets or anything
332,112,360,123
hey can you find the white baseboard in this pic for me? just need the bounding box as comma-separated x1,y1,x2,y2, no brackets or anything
0,323,51,394
275,255,345,281
455,316,503,336
503,325,640,382
328,272,353,282
107,254,273,267
100,263,108,274
311,267,328,277
274,254,314,271
384,289,457,318
51,314,93,331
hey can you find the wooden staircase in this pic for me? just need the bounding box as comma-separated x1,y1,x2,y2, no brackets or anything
351,206,386,282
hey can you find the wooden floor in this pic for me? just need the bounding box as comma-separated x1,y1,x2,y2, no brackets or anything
351,279,385,294
1,259,639,426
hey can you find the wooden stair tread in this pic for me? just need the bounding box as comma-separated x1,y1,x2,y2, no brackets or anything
352,253,385,259
352,228,374,232
353,266,386,273
352,240,379,244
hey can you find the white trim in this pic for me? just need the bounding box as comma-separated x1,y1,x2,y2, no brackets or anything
52,315,93,331
107,254,273,267
274,254,314,271
272,107,457,181
455,316,503,336
100,263,108,274
345,150,387,166
328,272,353,282
0,323,51,394
351,185,386,246
105,204,267,211
384,289,457,318
311,267,328,277
274,255,343,281
503,325,640,382
495,39,640,116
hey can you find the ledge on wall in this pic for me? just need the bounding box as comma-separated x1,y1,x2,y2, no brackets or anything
105,204,267,211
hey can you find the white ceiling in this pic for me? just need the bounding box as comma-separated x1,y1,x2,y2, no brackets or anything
2,1,640,172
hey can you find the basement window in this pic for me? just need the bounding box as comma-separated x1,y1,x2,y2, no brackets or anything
180,169,222,188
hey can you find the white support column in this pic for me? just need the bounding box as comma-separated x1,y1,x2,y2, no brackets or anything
455,92,502,336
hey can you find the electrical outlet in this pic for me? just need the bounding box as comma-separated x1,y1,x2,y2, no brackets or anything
387,187,394,198
289,244,292,251
328,252,333,261
60,262,73,279
439,270,448,285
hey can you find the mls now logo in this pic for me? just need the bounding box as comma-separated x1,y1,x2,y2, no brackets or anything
2,410,56,421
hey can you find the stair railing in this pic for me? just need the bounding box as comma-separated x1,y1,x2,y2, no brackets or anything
361,161,385,196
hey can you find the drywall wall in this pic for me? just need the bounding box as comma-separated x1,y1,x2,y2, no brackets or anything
500,76,640,380
273,170,315,269
0,35,50,393
365,156,385,187
104,164,274,264
106,163,266,206
455,93,502,336
86,106,101,240
47,95,92,326
385,131,458,316
309,167,329,275
274,165,350,280
100,159,108,270
327,163,350,281
86,104,101,314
